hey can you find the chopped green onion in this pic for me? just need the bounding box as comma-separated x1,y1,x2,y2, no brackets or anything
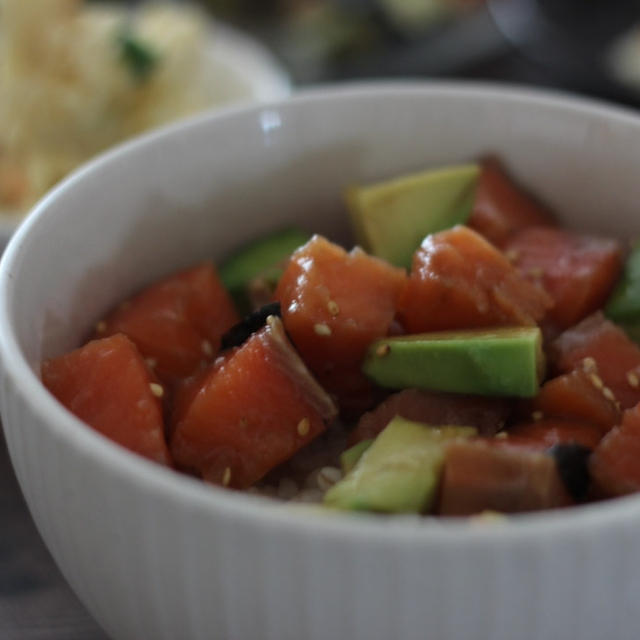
117,30,159,82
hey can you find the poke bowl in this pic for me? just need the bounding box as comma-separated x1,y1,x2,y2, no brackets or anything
2,83,640,640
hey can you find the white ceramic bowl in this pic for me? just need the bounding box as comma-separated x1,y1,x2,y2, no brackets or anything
2,83,640,640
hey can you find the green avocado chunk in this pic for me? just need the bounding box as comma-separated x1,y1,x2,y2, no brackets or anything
324,417,476,513
219,228,310,312
363,327,545,398
340,439,373,475
606,240,640,341
347,163,479,268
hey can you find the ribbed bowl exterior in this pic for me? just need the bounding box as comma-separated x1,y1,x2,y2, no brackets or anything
5,365,640,640
3,84,640,639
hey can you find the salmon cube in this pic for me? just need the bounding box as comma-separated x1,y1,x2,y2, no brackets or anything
42,334,171,466
528,368,621,434
398,225,552,333
170,316,337,488
275,235,406,408
439,439,571,515
551,312,640,410
590,404,640,497
98,263,238,385
504,227,622,330
467,157,555,247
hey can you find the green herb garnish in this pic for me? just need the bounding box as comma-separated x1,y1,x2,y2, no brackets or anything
117,30,159,82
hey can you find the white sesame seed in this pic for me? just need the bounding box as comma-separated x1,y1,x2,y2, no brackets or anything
582,357,597,373
628,371,640,388
375,343,391,357
494,432,508,439
297,417,311,437
201,339,213,357
531,411,543,421
222,467,232,487
505,249,519,262
327,300,340,316
214,356,225,367
149,383,164,398
95,321,107,333
589,373,604,390
313,323,332,336
602,387,616,402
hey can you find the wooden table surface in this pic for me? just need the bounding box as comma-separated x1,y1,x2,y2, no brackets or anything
0,437,107,640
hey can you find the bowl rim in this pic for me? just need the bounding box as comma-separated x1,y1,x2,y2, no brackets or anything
3,79,640,546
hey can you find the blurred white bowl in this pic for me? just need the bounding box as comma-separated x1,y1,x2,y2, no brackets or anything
206,20,290,103
2,83,640,640
0,18,290,247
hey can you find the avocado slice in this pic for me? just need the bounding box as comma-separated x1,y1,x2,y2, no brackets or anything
340,439,373,475
347,163,479,268
324,417,476,513
606,240,640,342
363,327,545,398
219,228,310,312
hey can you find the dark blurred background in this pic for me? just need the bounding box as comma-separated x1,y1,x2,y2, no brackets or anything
195,0,640,107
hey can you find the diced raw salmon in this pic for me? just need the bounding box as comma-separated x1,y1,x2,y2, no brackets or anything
528,368,621,434
42,334,171,466
590,404,640,497
551,312,640,410
99,262,239,385
439,439,571,515
467,157,555,247
504,227,622,330
275,235,406,410
398,225,552,333
170,316,337,488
